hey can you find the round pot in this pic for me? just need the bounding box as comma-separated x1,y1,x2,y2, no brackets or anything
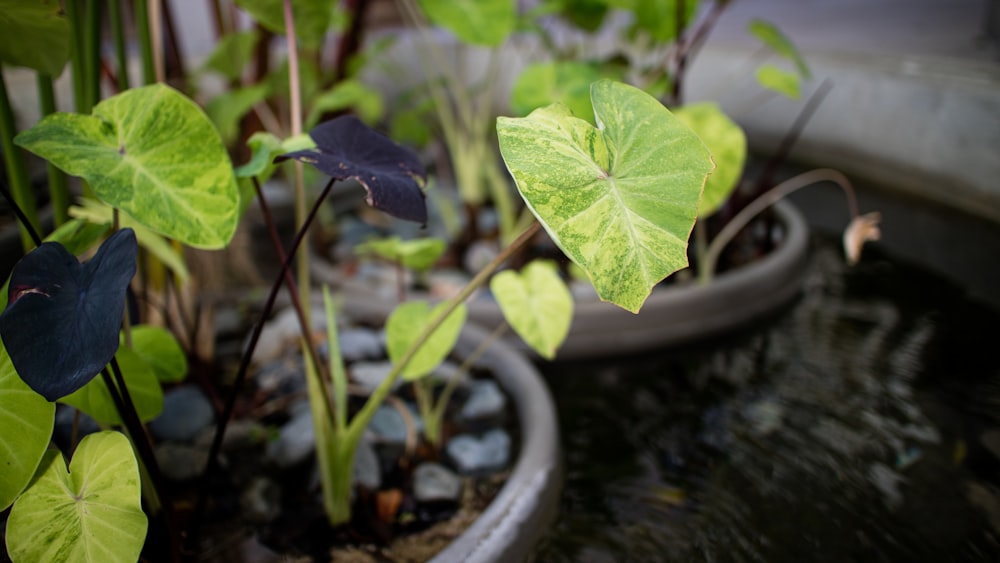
467,200,810,360
342,300,564,562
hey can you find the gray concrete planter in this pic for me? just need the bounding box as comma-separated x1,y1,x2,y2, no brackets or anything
317,200,810,361
468,200,810,360
342,300,563,562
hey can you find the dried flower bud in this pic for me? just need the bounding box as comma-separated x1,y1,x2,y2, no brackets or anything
843,211,881,265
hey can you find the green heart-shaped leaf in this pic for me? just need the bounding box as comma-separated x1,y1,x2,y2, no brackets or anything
491,260,573,360
234,0,340,48
417,0,515,46
15,84,240,249
356,236,446,272
0,343,54,511
674,102,747,217
749,19,810,78
6,431,147,563
497,79,713,313
510,61,601,123
125,326,188,383
755,64,801,99
59,346,163,425
201,29,260,81
386,301,467,380
0,0,70,76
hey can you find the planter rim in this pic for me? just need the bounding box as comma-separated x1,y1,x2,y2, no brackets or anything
467,199,811,359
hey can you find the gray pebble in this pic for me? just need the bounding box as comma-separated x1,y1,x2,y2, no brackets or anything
148,386,215,443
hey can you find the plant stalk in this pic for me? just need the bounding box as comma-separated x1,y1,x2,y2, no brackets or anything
0,69,41,252
701,168,858,281
36,74,70,225
186,177,338,551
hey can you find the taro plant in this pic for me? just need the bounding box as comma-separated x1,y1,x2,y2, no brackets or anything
194,75,712,534
514,0,879,284
1,74,241,563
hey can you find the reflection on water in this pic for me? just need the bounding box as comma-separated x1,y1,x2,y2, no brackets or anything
535,237,1000,562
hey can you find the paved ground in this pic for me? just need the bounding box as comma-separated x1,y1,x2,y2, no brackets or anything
702,0,996,61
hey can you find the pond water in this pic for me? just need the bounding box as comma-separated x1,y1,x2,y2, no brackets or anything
533,235,1000,562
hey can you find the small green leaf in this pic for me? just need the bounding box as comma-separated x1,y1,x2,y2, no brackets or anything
674,102,747,217
417,0,515,46
748,19,810,78
234,131,285,179
497,79,713,313
356,236,446,272
305,79,385,131
125,326,188,383
0,343,54,511
59,347,163,425
0,0,70,76
386,301,467,380
234,0,340,48
201,29,260,80
15,84,240,249
628,0,700,42
491,260,573,360
6,432,147,563
69,199,190,281
510,61,601,122
206,83,271,145
755,64,801,99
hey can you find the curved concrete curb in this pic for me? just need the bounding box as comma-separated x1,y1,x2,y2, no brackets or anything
468,200,809,360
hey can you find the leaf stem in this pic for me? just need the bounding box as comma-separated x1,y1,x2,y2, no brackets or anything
186,177,338,550
0,70,41,251
346,221,541,447
701,168,857,282
103,358,180,563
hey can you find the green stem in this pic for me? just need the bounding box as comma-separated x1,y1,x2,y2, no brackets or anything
425,322,508,447
282,0,312,338
64,0,87,112
701,168,857,282
134,0,156,85
0,68,40,251
36,74,70,225
345,221,541,448
83,0,104,110
109,0,131,92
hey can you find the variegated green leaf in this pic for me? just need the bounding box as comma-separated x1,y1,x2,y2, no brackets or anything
497,79,713,313
674,102,747,217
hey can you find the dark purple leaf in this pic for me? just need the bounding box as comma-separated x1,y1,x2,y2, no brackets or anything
0,229,137,401
276,115,428,223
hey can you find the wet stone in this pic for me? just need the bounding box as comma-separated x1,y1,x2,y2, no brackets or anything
461,379,507,423
254,356,305,395
148,386,215,443
266,406,315,468
337,328,384,362
353,439,382,491
156,442,210,481
413,462,462,503
240,476,282,524
446,428,512,474
368,404,423,446
351,361,398,394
